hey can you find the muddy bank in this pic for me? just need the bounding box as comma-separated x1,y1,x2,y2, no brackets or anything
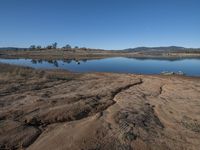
0,63,200,150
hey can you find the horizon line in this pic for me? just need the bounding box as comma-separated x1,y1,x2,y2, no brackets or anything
0,45,200,50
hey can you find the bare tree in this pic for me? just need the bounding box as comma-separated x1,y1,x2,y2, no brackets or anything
52,42,57,49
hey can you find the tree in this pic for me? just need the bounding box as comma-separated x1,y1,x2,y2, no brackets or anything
36,45,42,49
29,45,36,50
74,46,79,49
46,45,53,49
81,47,87,50
66,44,71,49
52,42,57,49
63,44,71,49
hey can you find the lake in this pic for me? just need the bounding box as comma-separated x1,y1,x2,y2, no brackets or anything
0,57,200,76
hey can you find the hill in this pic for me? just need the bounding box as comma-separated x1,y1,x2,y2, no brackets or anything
123,46,200,53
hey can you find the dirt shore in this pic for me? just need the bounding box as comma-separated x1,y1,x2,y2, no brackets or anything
1,49,200,60
0,63,200,150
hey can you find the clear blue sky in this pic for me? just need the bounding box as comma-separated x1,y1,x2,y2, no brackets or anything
0,0,200,49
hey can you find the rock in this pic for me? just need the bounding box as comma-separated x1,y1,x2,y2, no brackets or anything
161,71,175,75
161,71,185,76
176,71,185,75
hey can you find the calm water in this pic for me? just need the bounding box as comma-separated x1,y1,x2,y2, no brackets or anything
0,57,200,76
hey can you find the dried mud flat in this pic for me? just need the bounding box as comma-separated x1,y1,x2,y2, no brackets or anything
0,63,200,150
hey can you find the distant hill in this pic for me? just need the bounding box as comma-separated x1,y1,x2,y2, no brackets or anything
123,46,200,53
124,46,185,52
0,47,27,50
0,46,200,53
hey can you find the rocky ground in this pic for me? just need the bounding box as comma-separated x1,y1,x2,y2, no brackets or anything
0,63,200,150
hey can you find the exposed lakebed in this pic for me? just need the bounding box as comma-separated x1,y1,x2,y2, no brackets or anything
0,57,200,76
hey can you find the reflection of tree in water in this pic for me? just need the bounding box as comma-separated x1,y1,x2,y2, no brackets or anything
31,59,58,67
38,59,43,63
82,59,87,63
75,60,80,65
47,60,59,67
53,60,59,67
47,60,54,64
31,59,37,64
31,59,43,64
63,59,72,64
62,59,88,65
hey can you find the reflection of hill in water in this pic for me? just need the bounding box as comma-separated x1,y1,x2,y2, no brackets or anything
127,57,200,62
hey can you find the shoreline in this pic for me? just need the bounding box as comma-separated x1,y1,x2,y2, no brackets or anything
1,49,200,61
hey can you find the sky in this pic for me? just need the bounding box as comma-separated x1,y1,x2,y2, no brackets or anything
0,0,200,49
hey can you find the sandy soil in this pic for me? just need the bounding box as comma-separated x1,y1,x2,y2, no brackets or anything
0,63,200,150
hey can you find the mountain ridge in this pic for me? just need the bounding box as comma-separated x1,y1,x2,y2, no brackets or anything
0,46,200,52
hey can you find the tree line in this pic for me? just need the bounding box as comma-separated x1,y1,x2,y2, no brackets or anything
29,43,88,50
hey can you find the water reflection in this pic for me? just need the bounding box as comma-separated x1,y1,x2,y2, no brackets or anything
0,57,200,76
30,59,88,67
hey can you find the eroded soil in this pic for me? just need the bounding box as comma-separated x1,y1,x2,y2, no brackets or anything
0,64,200,150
